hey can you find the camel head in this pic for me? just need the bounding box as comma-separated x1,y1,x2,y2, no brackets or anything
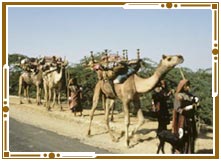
160,54,184,69
87,59,101,71
61,59,68,67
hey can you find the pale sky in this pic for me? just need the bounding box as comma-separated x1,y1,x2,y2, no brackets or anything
8,7,212,70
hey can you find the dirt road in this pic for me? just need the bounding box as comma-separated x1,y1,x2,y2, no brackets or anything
8,96,213,154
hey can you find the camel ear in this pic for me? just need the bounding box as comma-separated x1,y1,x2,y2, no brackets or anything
62,59,69,67
162,55,167,59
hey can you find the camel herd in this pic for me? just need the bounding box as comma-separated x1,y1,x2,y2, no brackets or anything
17,52,184,149
18,56,68,110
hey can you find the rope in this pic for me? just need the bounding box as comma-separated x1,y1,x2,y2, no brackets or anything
43,68,58,76
179,67,186,80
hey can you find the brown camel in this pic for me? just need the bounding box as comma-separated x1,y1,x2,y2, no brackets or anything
88,54,116,121
43,60,68,111
87,54,184,147
18,66,43,105
89,80,115,121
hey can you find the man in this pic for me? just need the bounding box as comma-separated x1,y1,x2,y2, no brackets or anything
172,79,199,153
68,78,83,116
152,80,171,133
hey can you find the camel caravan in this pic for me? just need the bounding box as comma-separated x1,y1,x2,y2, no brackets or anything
17,50,201,154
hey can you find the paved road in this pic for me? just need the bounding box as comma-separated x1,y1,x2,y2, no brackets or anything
9,118,111,154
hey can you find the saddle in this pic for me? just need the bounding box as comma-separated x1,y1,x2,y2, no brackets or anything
111,60,141,84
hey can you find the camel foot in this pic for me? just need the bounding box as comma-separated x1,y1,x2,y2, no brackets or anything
125,140,130,148
87,130,91,136
28,100,32,104
37,102,42,106
111,136,118,142
130,130,136,138
108,130,118,142
19,101,23,104
120,130,125,136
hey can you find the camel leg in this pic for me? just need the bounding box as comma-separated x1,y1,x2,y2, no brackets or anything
43,83,48,107
102,94,114,121
51,89,56,108
110,102,115,122
36,85,40,105
18,77,23,104
23,84,28,102
102,94,106,113
48,88,52,111
26,86,31,103
58,91,63,111
39,87,42,105
87,82,102,136
37,85,42,105
24,87,27,99
36,85,38,104
131,96,144,135
123,100,130,148
105,98,116,142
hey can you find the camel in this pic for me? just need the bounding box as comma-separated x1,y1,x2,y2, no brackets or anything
87,54,184,147
90,79,115,121
87,50,143,124
18,66,43,105
43,60,68,111
87,52,118,121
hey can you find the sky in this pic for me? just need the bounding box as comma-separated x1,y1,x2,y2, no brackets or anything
8,7,212,71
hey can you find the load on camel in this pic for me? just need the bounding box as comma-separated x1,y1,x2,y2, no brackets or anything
87,51,184,148
89,49,142,85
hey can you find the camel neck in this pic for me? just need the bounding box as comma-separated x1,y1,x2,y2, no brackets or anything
53,67,64,83
154,63,171,78
134,64,171,93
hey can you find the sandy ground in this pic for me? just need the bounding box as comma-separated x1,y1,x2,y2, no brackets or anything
8,96,213,155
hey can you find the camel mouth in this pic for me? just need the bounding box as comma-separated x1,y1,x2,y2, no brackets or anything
179,58,184,64
178,55,184,64
180,59,184,64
